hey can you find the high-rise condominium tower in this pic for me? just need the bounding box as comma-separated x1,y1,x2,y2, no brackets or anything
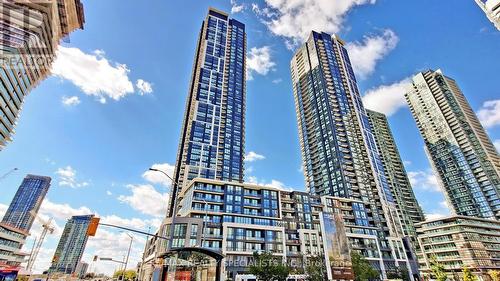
169,8,246,217
0,0,85,149
2,174,51,232
406,69,500,219
367,110,425,239
49,215,94,274
0,174,50,268
290,31,412,276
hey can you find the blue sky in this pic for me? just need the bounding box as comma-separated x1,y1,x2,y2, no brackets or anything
1,0,499,275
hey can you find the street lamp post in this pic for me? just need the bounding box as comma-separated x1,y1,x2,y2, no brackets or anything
121,233,133,281
148,168,180,251
138,226,151,281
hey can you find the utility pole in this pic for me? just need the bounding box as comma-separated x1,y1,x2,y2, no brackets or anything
148,167,180,251
121,233,133,281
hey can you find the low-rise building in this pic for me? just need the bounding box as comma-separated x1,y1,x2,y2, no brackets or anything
75,262,88,278
0,223,29,270
145,178,417,281
415,216,500,280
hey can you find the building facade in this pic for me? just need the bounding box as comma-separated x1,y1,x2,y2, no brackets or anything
49,215,94,274
0,223,29,269
0,175,51,270
290,31,413,278
0,0,85,149
366,110,425,240
2,175,51,232
405,69,500,220
415,216,500,280
475,0,500,30
170,8,246,217
151,178,416,281
74,262,89,278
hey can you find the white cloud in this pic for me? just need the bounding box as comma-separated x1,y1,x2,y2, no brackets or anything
85,229,147,276
246,176,292,191
494,139,500,152
439,200,451,210
100,214,160,231
51,47,134,103
142,163,175,187
247,46,276,80
118,184,169,217
362,77,411,116
253,0,376,48
272,78,282,84
231,0,245,13
244,151,266,162
106,190,112,196
425,200,451,221
40,199,93,221
61,95,81,107
136,79,153,95
45,157,56,165
0,203,7,218
408,170,441,192
345,29,399,79
55,166,89,188
17,198,162,275
425,212,448,221
477,99,500,128
28,246,58,274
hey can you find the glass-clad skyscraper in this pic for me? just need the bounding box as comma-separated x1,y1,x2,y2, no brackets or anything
406,69,500,220
49,215,94,274
367,110,425,240
2,174,51,232
290,31,414,278
170,8,246,217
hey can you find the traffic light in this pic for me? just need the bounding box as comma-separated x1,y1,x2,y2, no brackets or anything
93,255,98,261
87,217,100,236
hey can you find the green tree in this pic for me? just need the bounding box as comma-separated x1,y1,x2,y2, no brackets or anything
15,276,28,281
305,255,326,281
249,251,290,281
488,270,500,281
386,266,410,281
462,267,477,281
429,256,447,281
351,252,380,281
399,267,410,281
113,270,137,281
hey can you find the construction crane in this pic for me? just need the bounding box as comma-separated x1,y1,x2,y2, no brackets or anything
0,168,18,182
26,211,55,271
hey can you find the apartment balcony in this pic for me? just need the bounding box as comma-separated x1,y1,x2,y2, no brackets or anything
286,239,301,245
